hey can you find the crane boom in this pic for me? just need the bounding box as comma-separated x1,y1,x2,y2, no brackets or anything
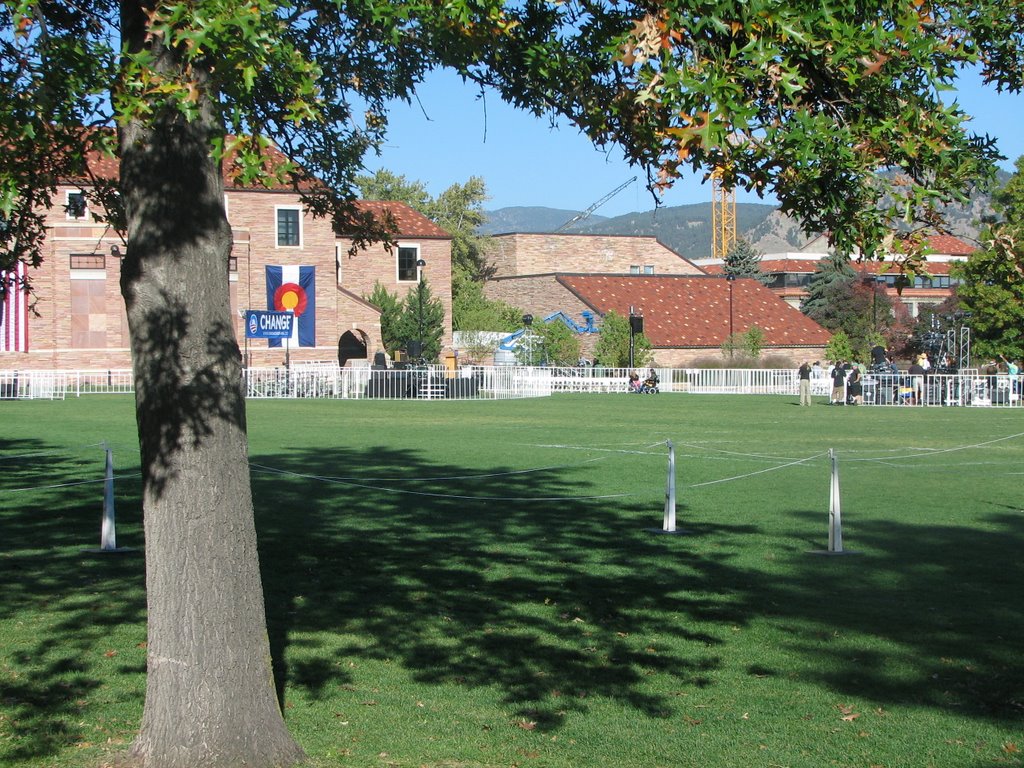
712,170,737,259
555,176,637,232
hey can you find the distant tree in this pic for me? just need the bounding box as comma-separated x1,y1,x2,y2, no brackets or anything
397,279,446,362
951,245,1024,361
365,282,404,355
720,326,764,363
806,276,897,362
742,326,765,358
356,170,492,280
825,330,855,363
355,169,432,211
800,253,857,317
951,156,1024,361
451,271,522,332
532,319,582,366
723,239,770,285
594,310,652,368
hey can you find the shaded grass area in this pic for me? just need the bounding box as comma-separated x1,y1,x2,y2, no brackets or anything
1,395,1022,767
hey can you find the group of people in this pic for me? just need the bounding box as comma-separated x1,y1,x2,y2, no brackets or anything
798,360,865,406
628,368,659,394
798,348,1022,407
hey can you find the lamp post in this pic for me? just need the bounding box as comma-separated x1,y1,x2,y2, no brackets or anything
726,274,736,359
521,313,534,365
415,258,426,360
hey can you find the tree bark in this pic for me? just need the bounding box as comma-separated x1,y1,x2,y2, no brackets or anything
118,4,305,766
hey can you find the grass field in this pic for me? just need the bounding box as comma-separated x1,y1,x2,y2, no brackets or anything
1,394,1023,768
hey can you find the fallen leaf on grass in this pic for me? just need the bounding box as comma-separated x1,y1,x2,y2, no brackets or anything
103,650,117,658
1004,742,1019,754
835,704,862,721
515,719,537,731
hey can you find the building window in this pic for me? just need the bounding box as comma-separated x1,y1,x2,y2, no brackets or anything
629,265,640,274
276,207,301,247
397,246,419,282
70,278,107,348
66,191,87,220
70,253,105,269
643,265,654,275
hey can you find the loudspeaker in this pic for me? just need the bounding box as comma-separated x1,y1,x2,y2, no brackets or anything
629,316,644,334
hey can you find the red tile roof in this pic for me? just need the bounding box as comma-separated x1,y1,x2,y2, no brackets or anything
352,200,450,239
72,135,448,239
557,275,831,348
925,234,975,256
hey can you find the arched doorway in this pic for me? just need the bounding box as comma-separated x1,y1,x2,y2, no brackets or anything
338,330,368,367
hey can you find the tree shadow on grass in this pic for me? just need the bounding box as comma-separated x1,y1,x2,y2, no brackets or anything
253,443,768,730
0,437,146,764
255,445,1024,736
770,507,1024,720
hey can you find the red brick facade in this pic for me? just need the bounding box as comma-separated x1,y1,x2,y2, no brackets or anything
1,186,453,371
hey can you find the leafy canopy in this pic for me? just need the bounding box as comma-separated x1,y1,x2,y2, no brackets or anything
3,0,1023,282
594,310,652,368
951,155,1024,360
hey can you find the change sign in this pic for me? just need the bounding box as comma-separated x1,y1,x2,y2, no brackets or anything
245,310,294,340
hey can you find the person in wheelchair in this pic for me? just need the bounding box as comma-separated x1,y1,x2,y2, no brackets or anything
639,368,659,394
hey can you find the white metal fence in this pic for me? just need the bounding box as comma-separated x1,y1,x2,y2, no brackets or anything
244,364,553,400
1,365,1021,407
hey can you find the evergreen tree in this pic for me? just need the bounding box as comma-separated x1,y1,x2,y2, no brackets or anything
398,279,446,362
365,282,404,355
800,253,857,317
724,238,770,285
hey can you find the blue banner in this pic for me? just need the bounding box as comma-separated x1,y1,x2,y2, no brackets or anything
245,310,294,340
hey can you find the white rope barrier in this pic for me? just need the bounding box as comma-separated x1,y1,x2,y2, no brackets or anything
686,452,827,489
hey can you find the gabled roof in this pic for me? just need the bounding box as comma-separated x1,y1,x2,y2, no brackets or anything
557,274,831,348
353,201,450,239
923,234,975,256
67,135,449,239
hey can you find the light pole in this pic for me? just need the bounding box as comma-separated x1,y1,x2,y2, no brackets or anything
726,274,736,359
415,258,426,360
522,314,533,365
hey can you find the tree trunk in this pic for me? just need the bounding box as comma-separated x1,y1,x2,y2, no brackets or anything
118,5,305,767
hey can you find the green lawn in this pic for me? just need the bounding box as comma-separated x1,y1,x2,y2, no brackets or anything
1,394,1023,767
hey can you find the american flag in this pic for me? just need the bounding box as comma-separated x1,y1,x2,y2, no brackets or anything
1,260,28,352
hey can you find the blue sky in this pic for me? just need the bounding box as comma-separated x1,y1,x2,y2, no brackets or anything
364,68,1023,219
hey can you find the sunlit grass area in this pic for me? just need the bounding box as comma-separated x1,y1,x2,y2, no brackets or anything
2,394,1022,767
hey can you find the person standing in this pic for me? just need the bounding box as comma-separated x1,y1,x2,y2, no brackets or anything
1000,354,1020,395
830,361,847,405
847,366,863,405
798,361,812,406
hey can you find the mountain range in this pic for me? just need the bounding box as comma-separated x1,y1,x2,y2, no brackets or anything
479,174,1007,260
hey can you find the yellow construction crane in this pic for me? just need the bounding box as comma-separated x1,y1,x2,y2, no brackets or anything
711,170,737,260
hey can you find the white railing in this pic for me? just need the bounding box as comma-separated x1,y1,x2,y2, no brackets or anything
1,366,1020,406
243,364,555,400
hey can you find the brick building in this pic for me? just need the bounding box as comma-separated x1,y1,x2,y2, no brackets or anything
482,233,830,366
0,156,453,371
696,233,975,316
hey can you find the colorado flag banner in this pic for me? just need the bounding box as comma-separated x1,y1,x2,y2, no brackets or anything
265,265,315,347
1,260,29,353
